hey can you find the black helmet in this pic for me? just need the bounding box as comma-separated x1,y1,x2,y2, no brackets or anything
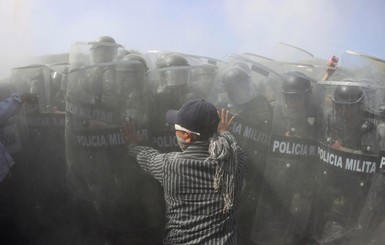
121,54,148,71
332,85,364,105
222,65,250,86
156,54,189,68
90,36,118,63
222,65,257,105
90,36,118,50
94,36,116,45
281,71,312,94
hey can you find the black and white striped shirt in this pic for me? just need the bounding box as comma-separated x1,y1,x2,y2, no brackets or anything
129,132,248,244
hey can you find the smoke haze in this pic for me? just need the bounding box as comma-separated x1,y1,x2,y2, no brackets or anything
1,0,384,79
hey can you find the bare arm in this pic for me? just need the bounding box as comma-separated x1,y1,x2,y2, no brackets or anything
322,55,339,81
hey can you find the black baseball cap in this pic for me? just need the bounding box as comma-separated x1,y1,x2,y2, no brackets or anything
165,99,220,136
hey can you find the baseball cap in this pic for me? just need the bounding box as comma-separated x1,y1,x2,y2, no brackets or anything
165,99,220,136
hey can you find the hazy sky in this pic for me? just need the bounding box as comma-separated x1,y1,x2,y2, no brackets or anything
1,0,385,78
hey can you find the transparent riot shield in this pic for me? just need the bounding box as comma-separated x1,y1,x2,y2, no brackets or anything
273,42,317,63
65,59,165,241
11,64,52,113
10,64,57,169
9,64,67,239
143,50,172,70
144,49,221,70
340,50,385,113
48,62,69,112
69,40,124,70
220,54,282,105
208,59,280,245
270,42,334,80
347,139,385,244
0,80,13,100
346,76,385,244
250,71,318,245
341,50,385,82
310,80,381,244
146,62,215,152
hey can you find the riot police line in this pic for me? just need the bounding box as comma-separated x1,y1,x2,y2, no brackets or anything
1,36,385,244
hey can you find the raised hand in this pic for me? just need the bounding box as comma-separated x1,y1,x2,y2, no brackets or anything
217,108,235,134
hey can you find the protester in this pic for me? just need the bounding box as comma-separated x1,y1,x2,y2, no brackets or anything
124,100,249,244
0,93,37,182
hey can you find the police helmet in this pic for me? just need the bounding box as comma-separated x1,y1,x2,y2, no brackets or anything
90,36,118,50
222,65,257,105
332,85,364,105
222,65,250,86
121,54,148,71
156,54,189,68
90,36,118,63
94,36,116,44
281,71,312,94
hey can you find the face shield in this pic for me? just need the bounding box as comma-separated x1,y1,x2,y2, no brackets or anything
91,45,118,63
284,93,307,109
153,66,190,95
159,69,188,87
224,76,257,105
334,102,364,126
115,61,146,96
189,65,217,96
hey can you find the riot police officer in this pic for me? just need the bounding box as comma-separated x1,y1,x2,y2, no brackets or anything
312,81,379,245
251,71,318,245
117,54,148,125
327,85,370,151
221,64,273,245
90,36,119,64
65,39,165,244
120,53,148,70
80,36,121,105
221,63,273,140
147,53,205,152
276,71,316,137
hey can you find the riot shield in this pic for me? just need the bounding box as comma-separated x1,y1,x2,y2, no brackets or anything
346,73,385,244
10,64,59,175
0,80,13,100
144,49,220,70
340,50,385,113
220,54,282,105
11,64,52,113
48,62,69,112
272,42,316,63
310,80,381,244
8,64,69,240
271,42,334,80
250,71,318,245
146,60,216,152
341,50,385,82
65,57,165,241
349,134,385,245
208,59,280,245
69,40,124,70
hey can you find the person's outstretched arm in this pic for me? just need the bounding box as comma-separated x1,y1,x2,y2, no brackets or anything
322,55,339,81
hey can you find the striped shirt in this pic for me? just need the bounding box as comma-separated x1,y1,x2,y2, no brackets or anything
129,131,248,244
